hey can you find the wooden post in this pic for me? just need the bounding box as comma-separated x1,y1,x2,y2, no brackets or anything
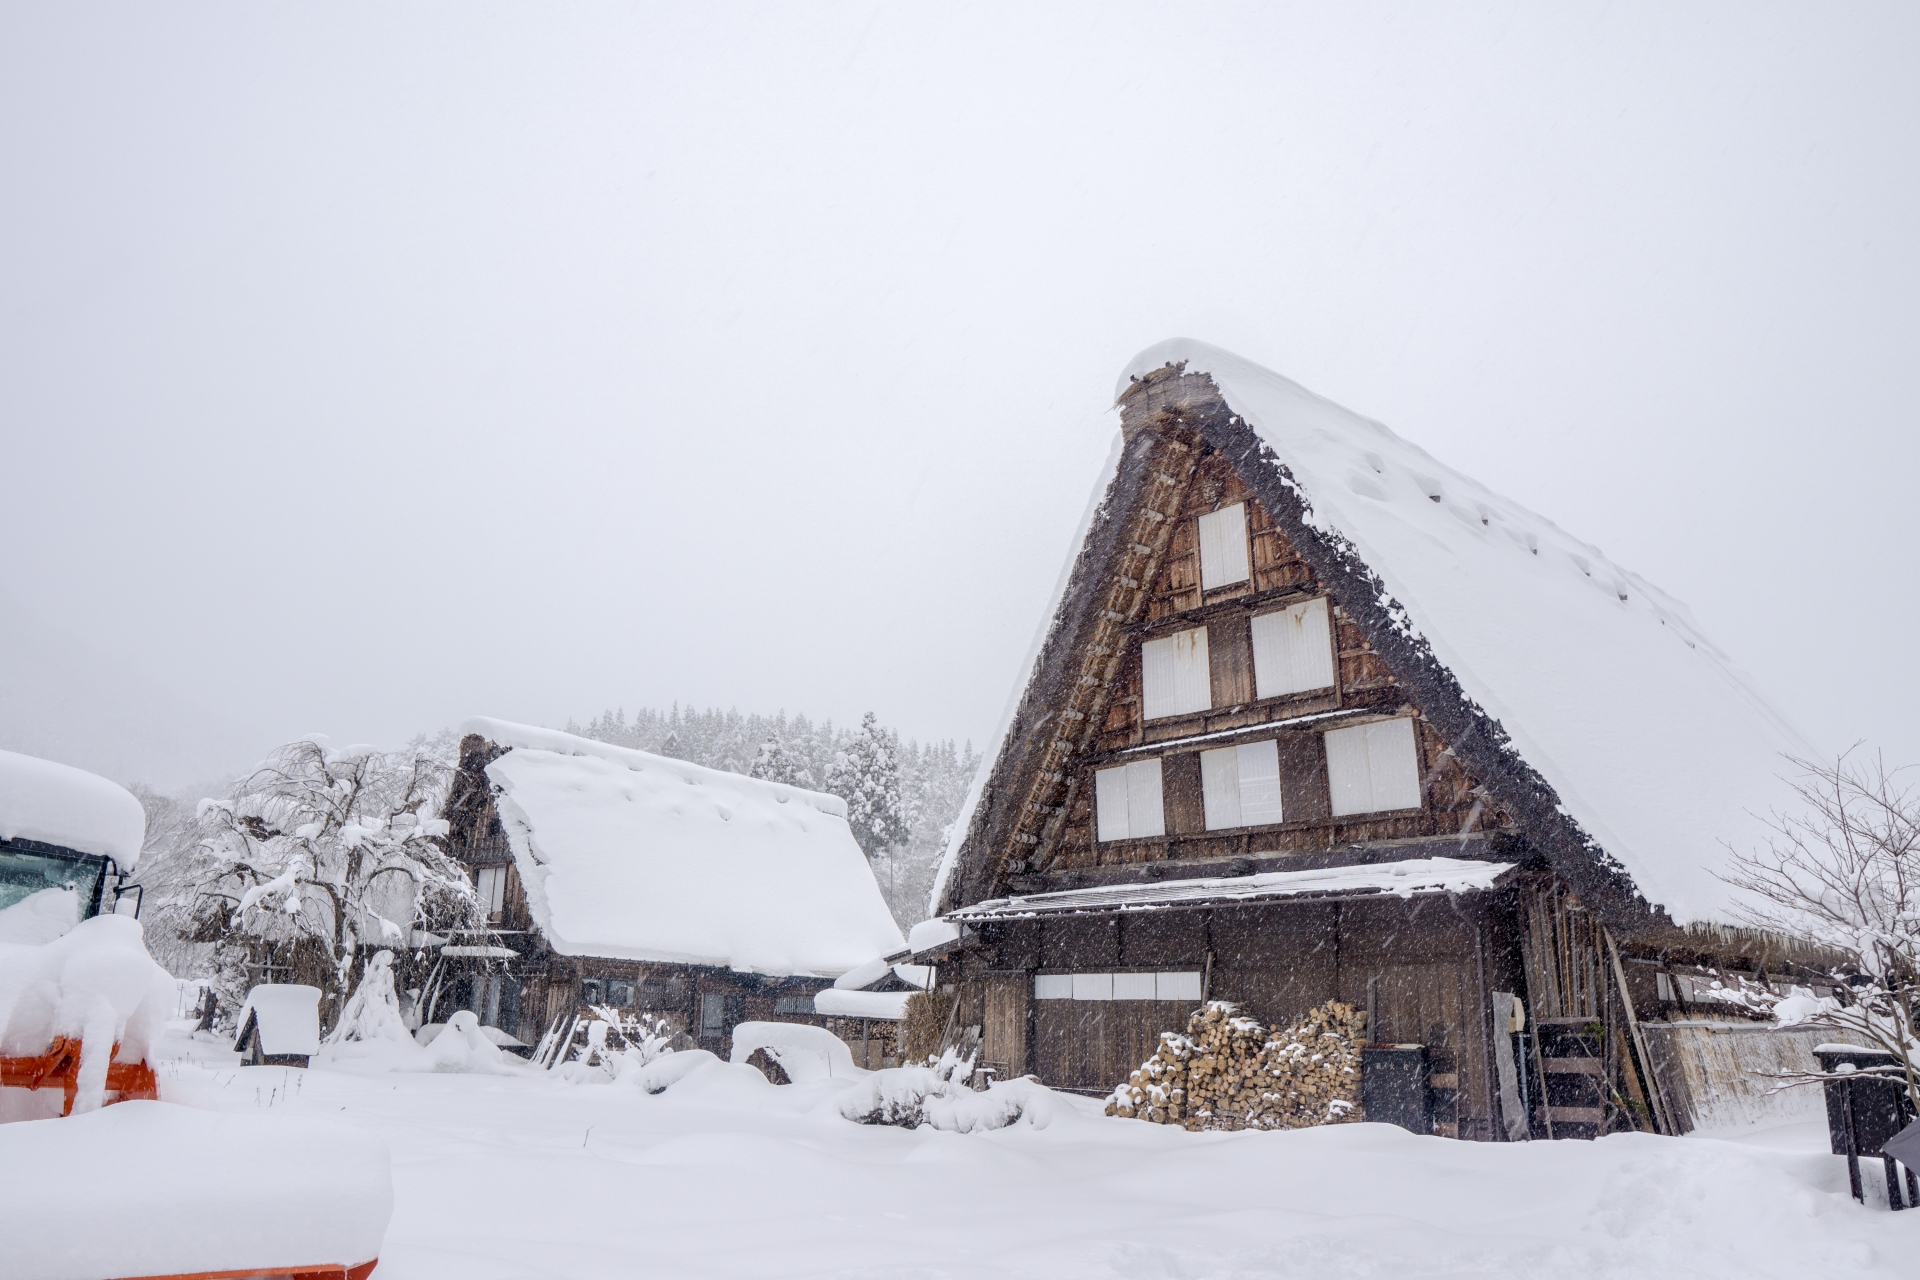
1604,931,1676,1136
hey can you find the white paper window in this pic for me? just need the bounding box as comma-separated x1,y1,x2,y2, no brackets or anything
1034,971,1204,1001
1071,972,1115,1001
1251,597,1336,699
1094,759,1166,841
475,864,508,917
1156,971,1204,1001
1197,503,1251,590
1201,740,1284,830
1324,717,1424,817
1142,626,1211,720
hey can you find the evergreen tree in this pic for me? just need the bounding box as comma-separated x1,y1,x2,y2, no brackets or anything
828,712,910,859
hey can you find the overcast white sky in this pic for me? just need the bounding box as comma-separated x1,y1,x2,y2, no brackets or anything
3,3,1916,788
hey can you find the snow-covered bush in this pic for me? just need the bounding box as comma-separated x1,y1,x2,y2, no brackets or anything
165,739,486,1023
546,1007,686,1082
326,950,414,1048
836,1046,1050,1132
1724,752,1920,1113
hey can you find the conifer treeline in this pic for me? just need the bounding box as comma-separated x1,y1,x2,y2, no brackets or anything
563,704,977,927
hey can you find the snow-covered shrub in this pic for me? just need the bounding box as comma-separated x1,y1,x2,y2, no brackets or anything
548,1007,685,1082
325,950,414,1048
421,1011,510,1073
836,1046,1049,1131
1724,752,1920,1113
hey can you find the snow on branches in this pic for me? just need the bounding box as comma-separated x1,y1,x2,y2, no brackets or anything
1723,751,1920,1113
180,739,486,1016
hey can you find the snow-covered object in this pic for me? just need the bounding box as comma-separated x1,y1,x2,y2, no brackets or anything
325,950,414,1046
0,748,145,864
463,718,906,977
0,887,84,945
837,1050,1053,1132
814,988,913,1020
0,1101,391,1280
0,915,173,1113
950,856,1515,922
831,956,933,992
421,1010,509,1073
906,917,962,954
235,984,322,1058
936,342,1809,925
729,1020,860,1082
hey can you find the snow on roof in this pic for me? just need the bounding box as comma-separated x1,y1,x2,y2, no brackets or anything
815,987,913,1020
462,718,906,978
1124,341,1809,924
933,343,1808,927
949,857,1516,922
236,984,322,1057
0,748,145,864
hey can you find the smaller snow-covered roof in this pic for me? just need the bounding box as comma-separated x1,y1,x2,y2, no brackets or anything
0,749,145,864
815,988,913,1020
947,857,1516,922
236,984,322,1057
462,718,906,978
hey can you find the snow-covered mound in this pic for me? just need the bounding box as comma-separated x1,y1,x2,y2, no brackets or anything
0,1101,391,1280
0,915,174,1113
463,718,906,977
0,748,145,864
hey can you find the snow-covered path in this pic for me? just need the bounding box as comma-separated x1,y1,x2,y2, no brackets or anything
151,1032,1909,1280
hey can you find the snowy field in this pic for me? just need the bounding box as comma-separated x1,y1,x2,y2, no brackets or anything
144,1026,1911,1280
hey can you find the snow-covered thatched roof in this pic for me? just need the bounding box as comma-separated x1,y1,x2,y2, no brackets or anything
0,748,146,865
934,341,1808,929
461,718,906,978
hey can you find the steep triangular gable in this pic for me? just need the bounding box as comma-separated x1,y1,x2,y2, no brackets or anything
934,344,1806,933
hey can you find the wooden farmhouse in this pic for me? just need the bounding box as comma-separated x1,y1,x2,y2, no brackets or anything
912,340,1841,1140
439,718,906,1060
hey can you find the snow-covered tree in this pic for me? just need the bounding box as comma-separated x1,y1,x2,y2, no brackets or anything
177,739,485,1021
1723,751,1920,1114
829,712,910,859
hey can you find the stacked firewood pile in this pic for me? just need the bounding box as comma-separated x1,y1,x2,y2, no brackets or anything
1106,999,1367,1131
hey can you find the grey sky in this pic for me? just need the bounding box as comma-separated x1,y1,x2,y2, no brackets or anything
3,4,1916,788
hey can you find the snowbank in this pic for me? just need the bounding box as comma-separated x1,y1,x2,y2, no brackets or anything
0,915,173,1112
236,984,322,1057
464,717,906,977
729,1020,859,1081
0,748,145,864
0,1101,391,1280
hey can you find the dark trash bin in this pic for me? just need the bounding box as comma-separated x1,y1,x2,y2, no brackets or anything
1814,1044,1918,1209
1362,1043,1431,1135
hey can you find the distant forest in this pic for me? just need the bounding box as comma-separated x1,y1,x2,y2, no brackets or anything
564,704,979,928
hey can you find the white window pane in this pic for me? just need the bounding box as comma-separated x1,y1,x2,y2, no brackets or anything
1112,972,1157,1000
1156,971,1204,1001
1326,718,1423,816
1251,597,1336,699
1200,746,1242,830
1142,627,1213,720
1197,503,1250,590
1364,718,1424,812
1034,974,1073,1000
1095,765,1131,841
1071,972,1114,1001
1325,723,1376,817
1235,740,1285,826
1124,759,1166,838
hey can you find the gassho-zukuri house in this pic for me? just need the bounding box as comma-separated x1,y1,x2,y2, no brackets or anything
439,719,906,1060
880,339,1841,1141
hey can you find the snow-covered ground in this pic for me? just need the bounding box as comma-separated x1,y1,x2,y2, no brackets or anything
141,1025,1911,1280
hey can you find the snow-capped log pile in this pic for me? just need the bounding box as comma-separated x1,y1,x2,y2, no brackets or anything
1107,1000,1366,1131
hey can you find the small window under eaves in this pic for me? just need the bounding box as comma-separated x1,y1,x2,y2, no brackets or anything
1095,758,1166,841
1142,627,1211,720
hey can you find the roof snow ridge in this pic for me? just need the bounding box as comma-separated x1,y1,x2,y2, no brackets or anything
456,716,848,821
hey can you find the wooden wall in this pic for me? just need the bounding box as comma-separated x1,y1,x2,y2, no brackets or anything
957,894,1520,1139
